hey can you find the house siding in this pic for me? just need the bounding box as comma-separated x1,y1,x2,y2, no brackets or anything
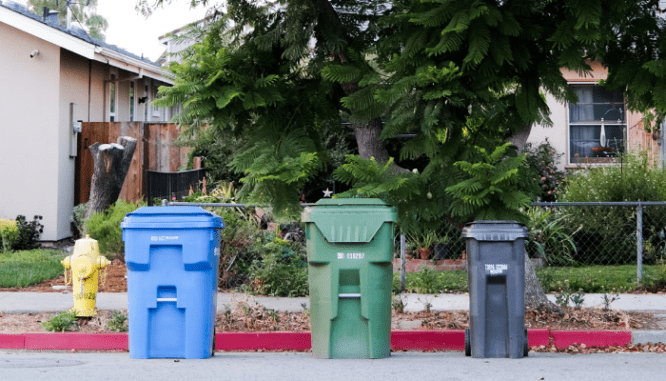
0,22,62,240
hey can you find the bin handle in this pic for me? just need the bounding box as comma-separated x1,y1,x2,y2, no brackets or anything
338,293,361,299
156,298,177,302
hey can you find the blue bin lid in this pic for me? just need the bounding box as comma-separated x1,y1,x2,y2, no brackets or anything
121,206,224,229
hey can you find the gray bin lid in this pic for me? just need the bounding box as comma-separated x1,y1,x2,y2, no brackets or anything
461,220,527,241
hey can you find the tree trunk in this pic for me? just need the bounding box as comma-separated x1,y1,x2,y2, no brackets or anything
507,123,533,153
86,136,137,219
524,252,563,314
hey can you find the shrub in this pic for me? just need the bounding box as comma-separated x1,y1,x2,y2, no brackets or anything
525,207,577,266
106,311,128,332
11,215,44,251
86,199,145,261
0,219,19,253
522,139,566,202
561,150,666,265
42,310,78,332
72,203,88,236
247,240,308,297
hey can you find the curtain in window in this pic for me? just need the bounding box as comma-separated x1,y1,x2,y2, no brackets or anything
570,125,599,159
571,88,594,122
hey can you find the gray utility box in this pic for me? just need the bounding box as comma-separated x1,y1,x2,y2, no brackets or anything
461,221,529,358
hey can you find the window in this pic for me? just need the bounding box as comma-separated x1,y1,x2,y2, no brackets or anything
569,85,625,163
129,82,135,121
109,82,116,122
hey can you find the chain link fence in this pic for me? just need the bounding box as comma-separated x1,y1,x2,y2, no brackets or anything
170,201,666,292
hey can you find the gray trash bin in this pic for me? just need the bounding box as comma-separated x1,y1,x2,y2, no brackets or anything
461,220,528,358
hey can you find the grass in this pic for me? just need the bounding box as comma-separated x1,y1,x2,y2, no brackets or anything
392,264,666,294
0,249,66,288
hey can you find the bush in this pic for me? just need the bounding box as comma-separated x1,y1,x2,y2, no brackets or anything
561,150,666,265
0,219,19,252
86,199,145,261
522,139,566,202
42,310,78,332
12,215,43,251
72,203,88,236
246,240,308,297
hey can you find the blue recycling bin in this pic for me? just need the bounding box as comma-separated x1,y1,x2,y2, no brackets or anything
121,206,223,359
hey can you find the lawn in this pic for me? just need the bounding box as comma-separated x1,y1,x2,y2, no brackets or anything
0,249,66,288
393,264,666,294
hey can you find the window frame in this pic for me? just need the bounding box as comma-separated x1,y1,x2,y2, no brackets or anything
567,82,627,166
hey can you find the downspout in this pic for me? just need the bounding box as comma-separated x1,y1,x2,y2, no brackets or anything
88,60,92,122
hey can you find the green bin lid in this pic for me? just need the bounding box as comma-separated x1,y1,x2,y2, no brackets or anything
302,198,396,243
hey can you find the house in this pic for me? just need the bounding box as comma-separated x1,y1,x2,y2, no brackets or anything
0,1,175,243
527,60,663,171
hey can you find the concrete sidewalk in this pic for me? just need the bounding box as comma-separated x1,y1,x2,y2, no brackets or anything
0,291,664,314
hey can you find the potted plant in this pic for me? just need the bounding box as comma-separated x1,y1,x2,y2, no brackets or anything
407,230,437,260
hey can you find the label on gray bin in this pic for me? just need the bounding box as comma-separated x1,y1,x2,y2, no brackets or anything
485,264,508,275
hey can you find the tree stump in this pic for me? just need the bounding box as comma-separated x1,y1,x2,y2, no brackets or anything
86,136,137,219
524,252,564,314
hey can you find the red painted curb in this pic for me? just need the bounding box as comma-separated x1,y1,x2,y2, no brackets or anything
22,333,128,351
0,330,634,352
391,330,464,351
215,332,311,351
550,331,632,349
528,329,550,347
0,334,25,349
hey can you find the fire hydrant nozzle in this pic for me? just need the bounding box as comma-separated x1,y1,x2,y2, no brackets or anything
61,235,111,317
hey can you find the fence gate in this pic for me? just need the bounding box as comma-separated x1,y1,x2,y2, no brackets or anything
146,169,207,205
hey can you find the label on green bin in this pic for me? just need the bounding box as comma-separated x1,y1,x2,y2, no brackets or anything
337,252,365,260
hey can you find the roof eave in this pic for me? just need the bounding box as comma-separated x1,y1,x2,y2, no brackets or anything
0,5,95,59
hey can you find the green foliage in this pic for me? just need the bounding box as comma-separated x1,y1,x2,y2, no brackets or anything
446,143,532,223
0,249,65,288
13,215,44,251
42,310,78,332
247,240,308,297
0,219,18,253
27,0,108,41
72,203,88,236
522,139,566,202
85,199,145,261
561,150,666,265
525,207,577,266
395,268,469,294
105,311,128,332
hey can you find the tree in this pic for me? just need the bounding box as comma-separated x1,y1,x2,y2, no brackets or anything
148,0,666,311
28,0,109,40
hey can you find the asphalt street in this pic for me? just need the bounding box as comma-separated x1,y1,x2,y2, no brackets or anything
0,350,663,381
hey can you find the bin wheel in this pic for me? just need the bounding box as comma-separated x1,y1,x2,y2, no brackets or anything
464,328,471,357
212,328,216,357
523,327,529,357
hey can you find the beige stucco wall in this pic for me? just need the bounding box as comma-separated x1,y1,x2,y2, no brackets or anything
0,22,61,240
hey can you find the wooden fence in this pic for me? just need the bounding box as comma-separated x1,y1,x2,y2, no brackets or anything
75,122,190,205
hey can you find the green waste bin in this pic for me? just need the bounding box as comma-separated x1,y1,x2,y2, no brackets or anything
302,198,397,359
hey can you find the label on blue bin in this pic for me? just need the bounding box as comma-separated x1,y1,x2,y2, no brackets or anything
337,252,365,260
150,235,179,242
485,264,508,275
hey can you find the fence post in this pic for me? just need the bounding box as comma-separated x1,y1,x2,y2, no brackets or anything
637,201,643,283
400,234,406,292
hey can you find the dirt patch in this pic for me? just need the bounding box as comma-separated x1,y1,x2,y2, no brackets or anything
1,298,661,334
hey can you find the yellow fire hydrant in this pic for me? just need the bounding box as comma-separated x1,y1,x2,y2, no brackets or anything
61,235,111,317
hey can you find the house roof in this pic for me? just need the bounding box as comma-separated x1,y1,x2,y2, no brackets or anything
0,1,173,84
